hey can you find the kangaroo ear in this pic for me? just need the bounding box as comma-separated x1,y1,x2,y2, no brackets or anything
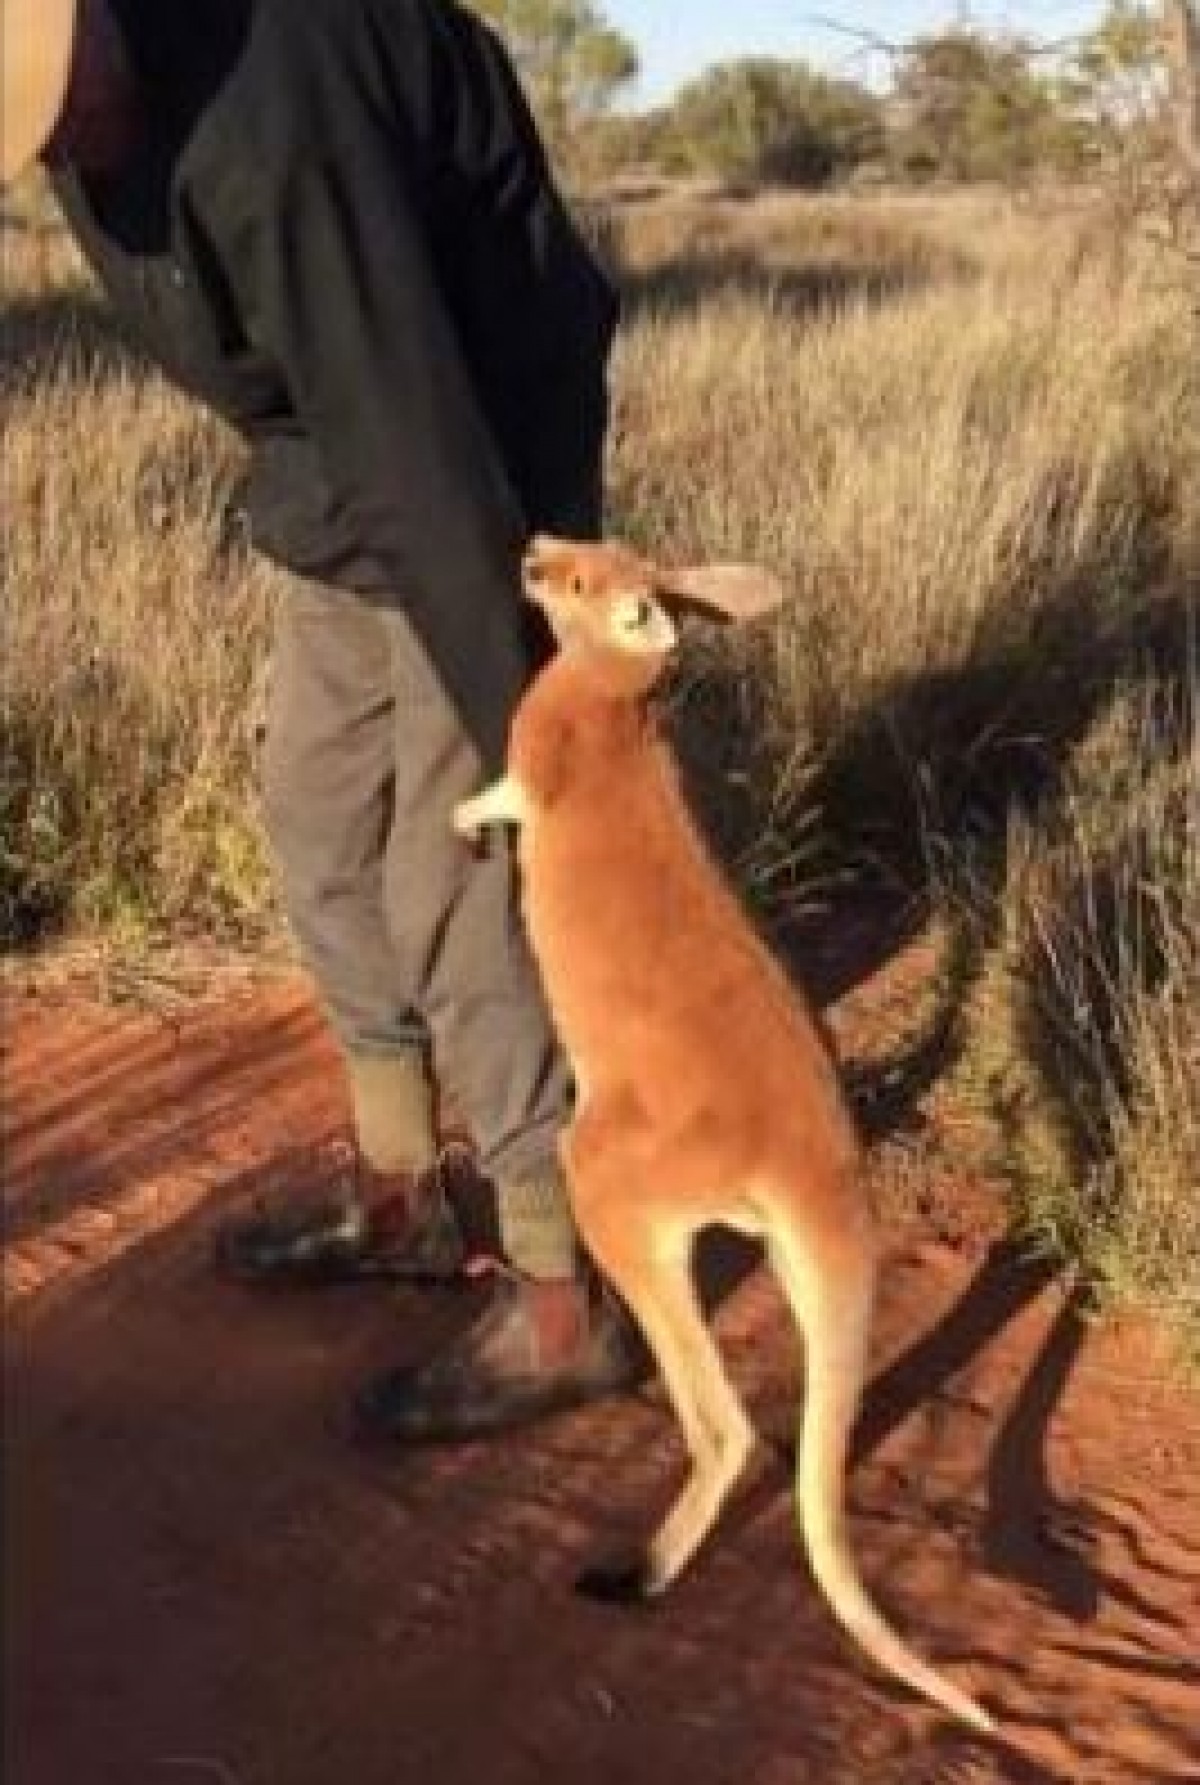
660,563,787,623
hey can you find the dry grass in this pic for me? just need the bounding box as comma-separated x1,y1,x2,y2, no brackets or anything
2,177,1197,1355
942,681,1198,1359
1,203,274,944
602,186,1198,1358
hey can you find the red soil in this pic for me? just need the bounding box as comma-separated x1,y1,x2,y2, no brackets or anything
4,976,1198,1785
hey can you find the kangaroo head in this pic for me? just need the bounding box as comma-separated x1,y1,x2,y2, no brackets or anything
521,536,786,666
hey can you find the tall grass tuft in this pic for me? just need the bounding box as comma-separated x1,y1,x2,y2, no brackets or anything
947,678,1199,1359
2,216,274,943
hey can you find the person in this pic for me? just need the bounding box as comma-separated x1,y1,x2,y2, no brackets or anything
1,0,644,1437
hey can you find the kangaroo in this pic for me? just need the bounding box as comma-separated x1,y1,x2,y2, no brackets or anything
453,535,995,1734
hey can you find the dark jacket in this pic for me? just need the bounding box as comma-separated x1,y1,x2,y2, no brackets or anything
52,0,616,762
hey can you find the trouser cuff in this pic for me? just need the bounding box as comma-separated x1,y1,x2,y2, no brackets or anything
498,1168,581,1282
343,1045,437,1176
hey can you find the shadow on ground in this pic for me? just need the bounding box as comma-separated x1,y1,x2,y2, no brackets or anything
0,288,147,387
7,1052,1198,1785
617,250,950,323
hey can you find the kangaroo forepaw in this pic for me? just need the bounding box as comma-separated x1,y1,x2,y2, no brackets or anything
452,799,484,842
451,775,528,842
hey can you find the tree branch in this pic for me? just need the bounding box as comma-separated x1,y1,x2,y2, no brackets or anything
1164,0,1200,182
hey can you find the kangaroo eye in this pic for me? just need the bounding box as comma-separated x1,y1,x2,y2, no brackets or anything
610,591,673,651
570,574,585,597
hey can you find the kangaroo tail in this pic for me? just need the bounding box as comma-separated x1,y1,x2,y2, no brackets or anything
769,1216,996,1735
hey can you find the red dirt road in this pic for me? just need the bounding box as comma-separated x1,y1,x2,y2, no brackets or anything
4,978,1199,1785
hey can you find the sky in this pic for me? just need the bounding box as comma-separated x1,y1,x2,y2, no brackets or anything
602,2,1108,103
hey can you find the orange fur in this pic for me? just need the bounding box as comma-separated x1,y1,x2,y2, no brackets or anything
454,536,995,1734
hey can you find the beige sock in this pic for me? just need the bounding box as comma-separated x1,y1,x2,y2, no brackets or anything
343,1047,437,1177
498,1169,582,1281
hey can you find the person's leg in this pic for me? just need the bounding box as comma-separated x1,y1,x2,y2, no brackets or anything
217,576,477,1285
378,603,580,1282
259,582,419,1049
221,575,589,1312
353,456,644,1438
374,429,608,1284
228,453,640,1423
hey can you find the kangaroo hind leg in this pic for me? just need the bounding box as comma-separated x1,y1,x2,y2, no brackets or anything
573,1184,755,1603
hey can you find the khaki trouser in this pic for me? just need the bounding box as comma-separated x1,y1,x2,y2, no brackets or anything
260,571,571,1194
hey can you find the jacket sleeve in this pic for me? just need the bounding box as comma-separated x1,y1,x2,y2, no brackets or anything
219,133,534,768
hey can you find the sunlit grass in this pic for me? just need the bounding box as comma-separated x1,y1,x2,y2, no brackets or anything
2,176,1196,1356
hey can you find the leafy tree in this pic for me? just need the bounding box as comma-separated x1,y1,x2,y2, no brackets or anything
470,0,638,147
1060,0,1165,158
581,106,673,180
665,58,884,187
1065,3,1198,244
1075,2,1165,116
1165,0,1200,187
891,29,1067,181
